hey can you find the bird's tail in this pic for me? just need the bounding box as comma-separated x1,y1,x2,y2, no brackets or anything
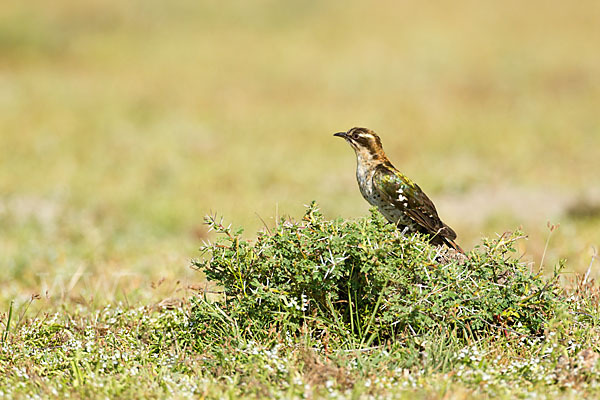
444,237,465,254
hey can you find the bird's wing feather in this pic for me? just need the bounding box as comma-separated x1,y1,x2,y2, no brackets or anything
372,165,457,240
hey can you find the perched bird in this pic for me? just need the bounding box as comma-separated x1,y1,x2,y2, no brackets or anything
334,127,464,254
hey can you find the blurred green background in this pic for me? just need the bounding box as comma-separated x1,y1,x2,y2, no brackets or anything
1,0,599,309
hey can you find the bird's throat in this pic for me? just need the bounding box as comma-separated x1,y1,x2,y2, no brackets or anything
354,146,387,166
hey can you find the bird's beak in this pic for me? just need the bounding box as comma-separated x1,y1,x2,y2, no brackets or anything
333,131,347,139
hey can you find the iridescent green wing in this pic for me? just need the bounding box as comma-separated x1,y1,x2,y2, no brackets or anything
372,165,456,240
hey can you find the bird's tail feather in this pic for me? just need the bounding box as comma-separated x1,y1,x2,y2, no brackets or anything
444,238,465,254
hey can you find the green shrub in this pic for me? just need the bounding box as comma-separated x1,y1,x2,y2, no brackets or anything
190,202,564,349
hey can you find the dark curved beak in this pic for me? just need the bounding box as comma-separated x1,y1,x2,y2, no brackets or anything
333,131,347,138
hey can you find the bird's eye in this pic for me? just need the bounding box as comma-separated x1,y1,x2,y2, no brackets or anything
352,133,359,140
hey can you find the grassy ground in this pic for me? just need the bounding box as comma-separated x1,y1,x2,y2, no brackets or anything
1,0,600,397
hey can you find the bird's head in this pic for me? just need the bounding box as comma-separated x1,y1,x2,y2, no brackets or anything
334,127,387,162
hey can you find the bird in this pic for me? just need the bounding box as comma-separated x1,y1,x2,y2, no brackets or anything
334,127,464,254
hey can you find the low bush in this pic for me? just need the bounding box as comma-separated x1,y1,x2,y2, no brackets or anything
190,202,565,350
